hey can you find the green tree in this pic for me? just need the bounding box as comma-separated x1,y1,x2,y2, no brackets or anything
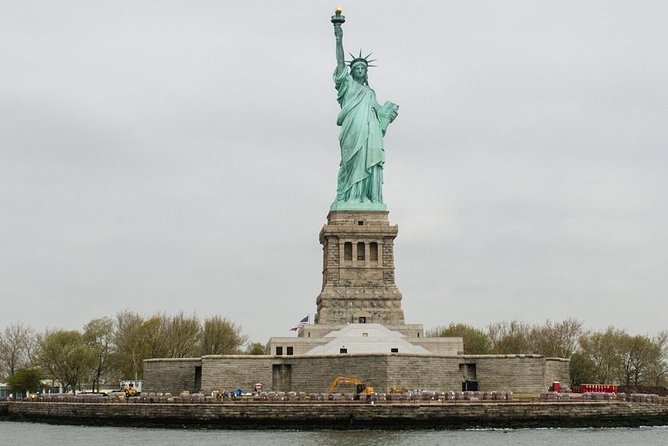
199,316,247,355
113,310,144,382
164,313,201,358
38,330,92,392
113,312,171,381
140,314,171,360
83,317,115,392
6,368,42,395
619,334,662,386
113,311,249,380
646,331,668,387
527,319,585,358
578,327,626,384
569,351,596,385
427,323,491,354
245,342,267,355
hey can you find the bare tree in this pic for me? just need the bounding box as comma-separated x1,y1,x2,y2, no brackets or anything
488,320,531,354
0,322,37,379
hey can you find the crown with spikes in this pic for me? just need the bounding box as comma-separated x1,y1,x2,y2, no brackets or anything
347,50,377,69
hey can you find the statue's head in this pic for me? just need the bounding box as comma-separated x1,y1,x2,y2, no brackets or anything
348,51,376,86
350,61,368,85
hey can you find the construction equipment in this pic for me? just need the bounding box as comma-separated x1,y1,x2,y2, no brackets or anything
326,376,374,396
389,386,408,394
120,382,139,397
119,380,142,393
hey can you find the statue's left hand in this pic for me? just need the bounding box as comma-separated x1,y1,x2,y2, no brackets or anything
390,110,398,122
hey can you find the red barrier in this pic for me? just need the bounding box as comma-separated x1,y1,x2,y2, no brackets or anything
574,384,618,394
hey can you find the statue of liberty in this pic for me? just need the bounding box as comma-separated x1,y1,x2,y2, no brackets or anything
330,9,399,211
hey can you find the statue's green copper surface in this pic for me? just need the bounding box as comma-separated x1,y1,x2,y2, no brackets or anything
330,10,398,212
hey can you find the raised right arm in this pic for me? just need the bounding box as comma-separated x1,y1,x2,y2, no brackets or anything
334,25,345,70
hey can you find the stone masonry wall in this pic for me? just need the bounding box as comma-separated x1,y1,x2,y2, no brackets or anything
201,356,274,394
385,356,463,391
411,337,464,355
7,401,668,429
544,358,571,389
200,355,390,395
145,354,569,395
316,211,404,325
474,355,554,393
324,236,340,284
288,354,389,394
382,237,395,284
143,358,201,394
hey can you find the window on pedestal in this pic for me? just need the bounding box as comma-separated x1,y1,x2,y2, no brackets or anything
357,242,365,261
275,346,283,355
370,242,378,261
286,346,293,356
344,242,352,261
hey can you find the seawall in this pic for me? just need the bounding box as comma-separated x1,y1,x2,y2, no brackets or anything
3,401,668,429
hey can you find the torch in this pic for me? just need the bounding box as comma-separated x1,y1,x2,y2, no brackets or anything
331,7,345,27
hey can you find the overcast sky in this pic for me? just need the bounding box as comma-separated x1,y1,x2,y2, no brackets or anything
1,1,667,345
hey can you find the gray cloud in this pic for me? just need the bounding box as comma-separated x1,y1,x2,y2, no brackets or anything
1,1,666,342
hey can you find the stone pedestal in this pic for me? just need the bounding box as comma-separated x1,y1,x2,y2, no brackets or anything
314,210,405,325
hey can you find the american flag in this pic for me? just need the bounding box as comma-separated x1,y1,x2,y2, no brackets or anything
290,315,309,331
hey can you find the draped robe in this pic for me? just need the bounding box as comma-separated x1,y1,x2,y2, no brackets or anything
333,65,395,206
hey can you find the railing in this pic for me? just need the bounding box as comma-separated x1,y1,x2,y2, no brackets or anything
540,391,663,404
12,390,661,405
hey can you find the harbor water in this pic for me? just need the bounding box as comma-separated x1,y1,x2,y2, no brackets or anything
0,421,666,446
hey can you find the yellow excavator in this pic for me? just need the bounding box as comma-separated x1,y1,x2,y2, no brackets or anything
326,376,374,396
121,383,138,397
389,386,408,394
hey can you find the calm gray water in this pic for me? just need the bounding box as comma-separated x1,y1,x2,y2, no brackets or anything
0,422,667,446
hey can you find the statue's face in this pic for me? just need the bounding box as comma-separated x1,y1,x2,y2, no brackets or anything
351,64,367,82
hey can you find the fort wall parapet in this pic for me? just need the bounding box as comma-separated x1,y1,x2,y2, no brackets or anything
144,353,570,396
